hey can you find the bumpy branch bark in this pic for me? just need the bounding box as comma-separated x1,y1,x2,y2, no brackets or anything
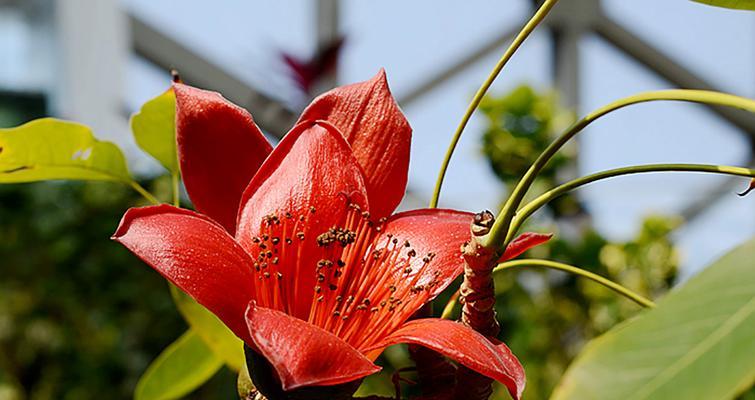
459,211,500,337
454,211,499,400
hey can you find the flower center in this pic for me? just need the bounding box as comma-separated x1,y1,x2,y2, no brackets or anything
247,203,440,351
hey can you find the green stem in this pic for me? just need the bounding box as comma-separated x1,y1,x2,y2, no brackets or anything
498,260,656,308
171,172,180,207
441,290,461,320
128,180,160,205
441,258,655,319
428,0,560,208
486,90,755,251
505,164,755,242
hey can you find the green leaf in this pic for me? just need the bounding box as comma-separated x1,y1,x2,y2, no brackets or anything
130,89,179,174
353,371,396,397
0,118,131,183
135,329,223,400
170,285,245,371
692,0,755,10
551,238,755,400
236,362,256,399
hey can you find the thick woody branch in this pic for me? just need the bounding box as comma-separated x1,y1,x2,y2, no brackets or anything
454,211,500,400
458,211,500,337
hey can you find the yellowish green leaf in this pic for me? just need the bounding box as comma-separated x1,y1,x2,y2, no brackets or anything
135,329,223,400
130,89,178,174
0,118,130,183
170,285,245,371
692,0,755,10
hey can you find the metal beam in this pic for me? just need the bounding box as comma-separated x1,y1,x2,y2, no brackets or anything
594,16,755,142
316,0,339,49
398,26,520,106
550,27,581,110
544,0,602,110
128,14,296,138
55,0,130,146
316,0,339,91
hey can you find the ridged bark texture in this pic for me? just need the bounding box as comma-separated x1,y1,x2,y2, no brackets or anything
454,211,499,400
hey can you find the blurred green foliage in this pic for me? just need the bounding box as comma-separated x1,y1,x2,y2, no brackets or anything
0,99,235,399
479,86,580,217
0,92,46,130
478,85,681,399
490,218,679,399
480,85,572,185
0,180,236,400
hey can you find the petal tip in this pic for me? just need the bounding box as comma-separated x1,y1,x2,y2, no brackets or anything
246,305,380,391
111,205,221,242
170,81,189,97
500,231,554,262
111,206,150,241
374,67,388,82
369,67,393,96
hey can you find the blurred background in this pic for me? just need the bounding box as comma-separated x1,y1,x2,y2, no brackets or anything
0,0,753,399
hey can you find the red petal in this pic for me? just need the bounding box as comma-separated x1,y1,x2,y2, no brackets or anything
112,204,256,343
236,121,369,318
298,69,411,220
381,208,473,299
246,303,380,390
302,209,471,352
366,319,525,400
499,232,553,262
174,83,273,234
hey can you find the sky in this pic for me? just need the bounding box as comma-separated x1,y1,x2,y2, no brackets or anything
2,0,754,281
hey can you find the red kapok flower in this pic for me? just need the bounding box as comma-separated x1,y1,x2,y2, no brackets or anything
113,70,548,399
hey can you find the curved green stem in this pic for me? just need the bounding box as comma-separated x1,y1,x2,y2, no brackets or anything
441,258,655,319
486,90,755,251
429,0,560,208
441,290,461,320
171,172,180,207
498,260,656,308
505,164,755,242
128,180,160,205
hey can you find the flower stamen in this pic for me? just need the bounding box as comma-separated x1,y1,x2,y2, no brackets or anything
250,202,439,350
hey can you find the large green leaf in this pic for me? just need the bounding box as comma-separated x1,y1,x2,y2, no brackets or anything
170,286,245,371
0,118,131,183
135,329,223,400
130,89,178,174
551,238,755,400
692,0,755,10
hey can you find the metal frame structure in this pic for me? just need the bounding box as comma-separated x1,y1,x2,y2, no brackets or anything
128,0,342,139
126,0,753,223
127,1,755,138
20,0,749,222
129,16,297,138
